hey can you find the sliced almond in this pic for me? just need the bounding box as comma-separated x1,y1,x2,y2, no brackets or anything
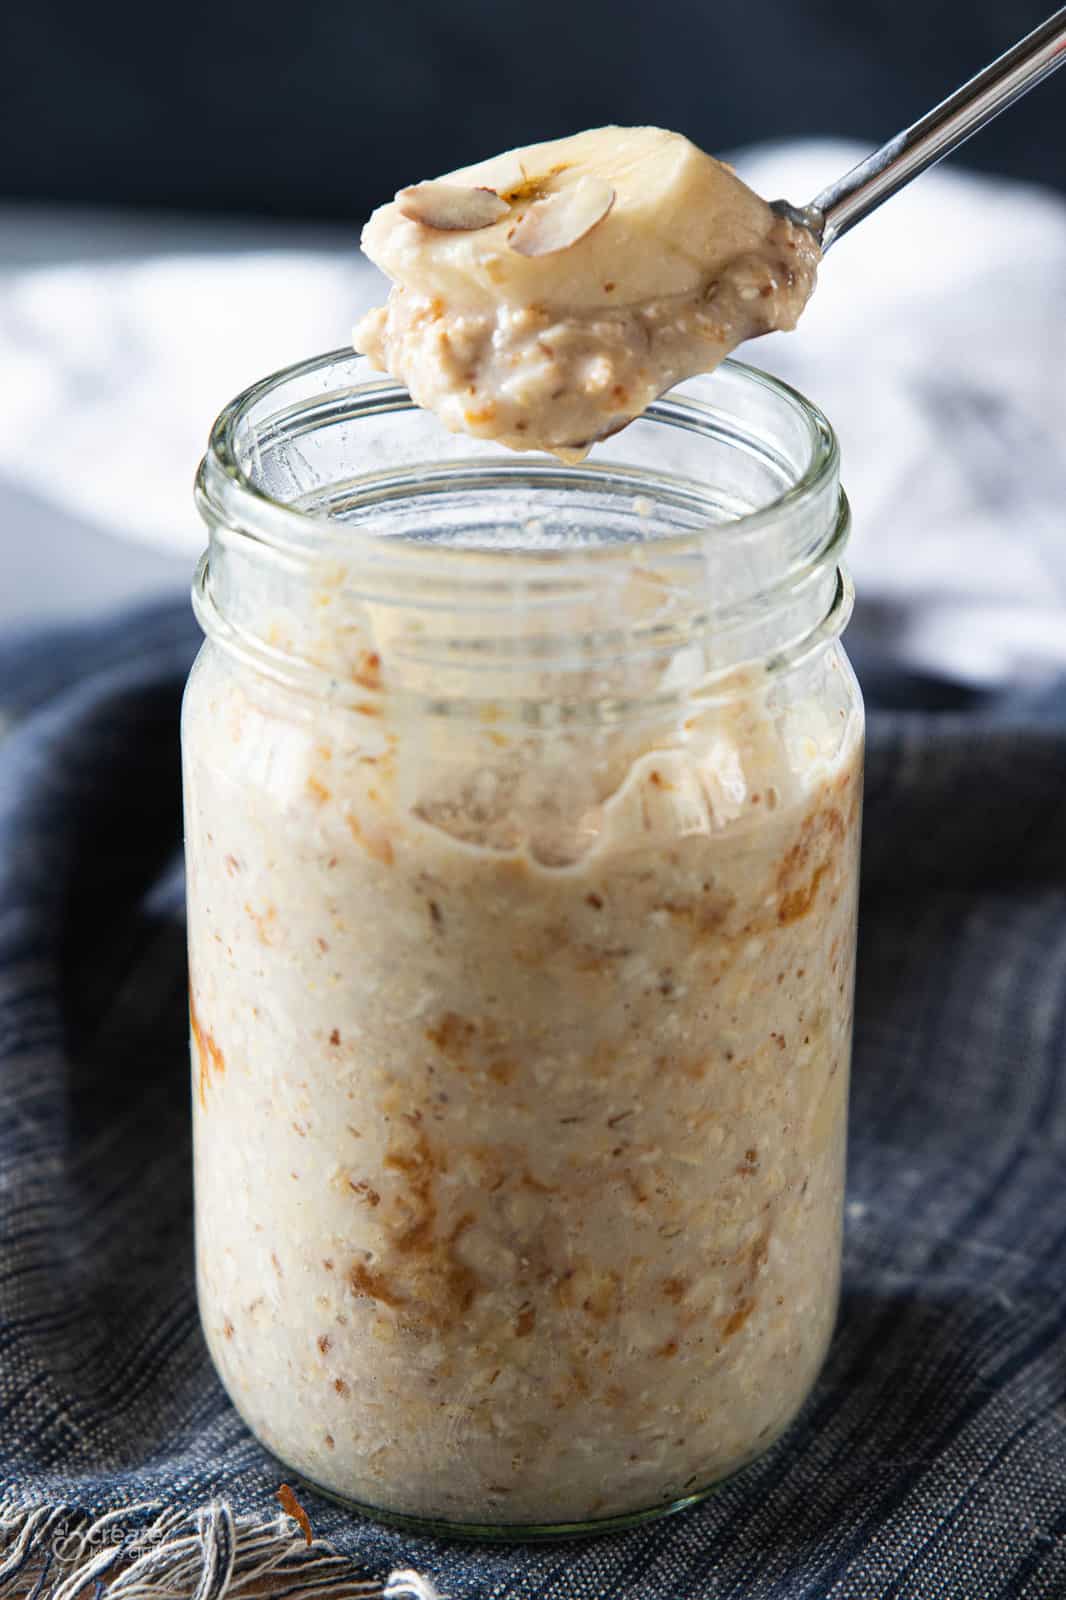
395,182,508,231
508,177,615,257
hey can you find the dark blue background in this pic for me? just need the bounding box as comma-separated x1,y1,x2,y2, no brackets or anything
2,0,1062,220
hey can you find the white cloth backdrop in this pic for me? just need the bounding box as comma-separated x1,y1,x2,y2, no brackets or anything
1,142,1064,685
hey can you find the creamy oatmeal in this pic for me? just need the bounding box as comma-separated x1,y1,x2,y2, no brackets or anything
354,126,820,459
185,617,860,1529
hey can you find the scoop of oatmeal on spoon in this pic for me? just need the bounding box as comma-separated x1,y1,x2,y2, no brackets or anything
354,12,1066,460
353,125,819,461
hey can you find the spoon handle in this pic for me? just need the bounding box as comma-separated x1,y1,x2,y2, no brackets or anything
809,7,1066,249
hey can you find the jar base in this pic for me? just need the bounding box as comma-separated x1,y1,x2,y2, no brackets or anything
278,1461,741,1543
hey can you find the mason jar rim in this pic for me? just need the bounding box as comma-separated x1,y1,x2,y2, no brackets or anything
197,349,839,575
192,350,852,716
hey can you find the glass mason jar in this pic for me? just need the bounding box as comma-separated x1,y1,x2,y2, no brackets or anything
184,351,863,1540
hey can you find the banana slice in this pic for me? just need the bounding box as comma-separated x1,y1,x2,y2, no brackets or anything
353,126,818,459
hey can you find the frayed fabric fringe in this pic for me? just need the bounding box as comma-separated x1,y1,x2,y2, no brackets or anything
0,1498,443,1600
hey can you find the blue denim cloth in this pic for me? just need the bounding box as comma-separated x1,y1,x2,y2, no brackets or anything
2,602,1065,1599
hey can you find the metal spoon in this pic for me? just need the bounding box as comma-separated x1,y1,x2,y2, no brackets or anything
771,7,1066,250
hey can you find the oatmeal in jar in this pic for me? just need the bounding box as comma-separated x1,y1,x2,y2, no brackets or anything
185,356,861,1535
